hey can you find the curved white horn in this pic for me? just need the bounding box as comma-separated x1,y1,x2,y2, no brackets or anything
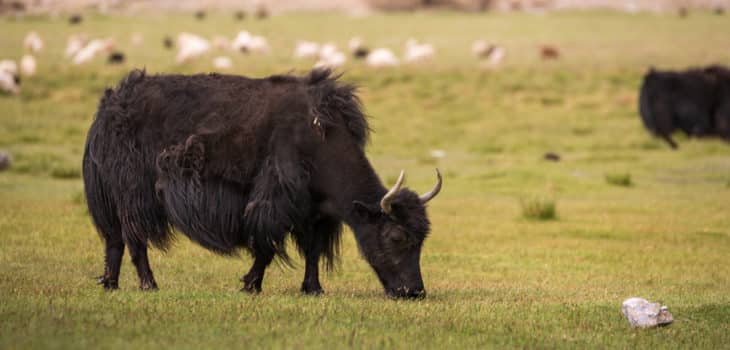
419,169,442,203
380,170,405,214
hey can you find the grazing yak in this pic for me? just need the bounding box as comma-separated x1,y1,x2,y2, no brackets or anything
639,66,730,148
83,69,442,298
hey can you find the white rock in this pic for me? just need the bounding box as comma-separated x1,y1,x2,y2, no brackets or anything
430,149,446,159
130,32,144,46
621,297,673,328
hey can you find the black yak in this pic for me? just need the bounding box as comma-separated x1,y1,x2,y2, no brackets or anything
83,69,442,298
639,66,730,148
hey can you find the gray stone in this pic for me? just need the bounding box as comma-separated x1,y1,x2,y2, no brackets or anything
621,297,673,328
0,150,11,171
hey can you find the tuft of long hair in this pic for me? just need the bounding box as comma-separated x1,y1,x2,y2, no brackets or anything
305,68,370,149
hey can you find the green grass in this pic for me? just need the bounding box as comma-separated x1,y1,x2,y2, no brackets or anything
1,10,730,349
520,196,557,220
605,172,633,187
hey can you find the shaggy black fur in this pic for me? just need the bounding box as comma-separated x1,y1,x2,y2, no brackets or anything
83,68,437,298
639,65,730,148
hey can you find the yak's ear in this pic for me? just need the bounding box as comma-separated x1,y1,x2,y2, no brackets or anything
352,200,381,221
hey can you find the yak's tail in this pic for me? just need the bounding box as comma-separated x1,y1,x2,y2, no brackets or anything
638,73,657,132
84,69,175,249
83,139,121,244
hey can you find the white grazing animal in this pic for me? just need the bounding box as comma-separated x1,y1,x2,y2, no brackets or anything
403,39,435,63
0,60,18,75
65,34,88,58
24,32,44,53
231,31,252,52
231,31,269,54
348,37,363,53
20,55,36,76
0,60,20,95
294,41,319,59
314,50,346,69
73,39,114,65
248,35,270,54
366,48,399,68
472,40,505,67
176,33,210,63
212,56,233,70
484,46,505,67
472,39,490,58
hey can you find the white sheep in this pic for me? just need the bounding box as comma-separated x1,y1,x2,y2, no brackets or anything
366,48,399,68
315,52,346,70
20,55,36,76
472,40,505,67
176,33,211,64
248,35,270,54
294,41,320,59
231,31,269,54
23,32,44,53
65,34,88,58
403,39,435,63
348,37,369,59
212,56,233,70
0,60,20,95
73,38,114,65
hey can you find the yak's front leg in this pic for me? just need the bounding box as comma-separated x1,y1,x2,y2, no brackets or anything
241,253,274,293
125,239,158,291
301,253,323,295
298,216,340,295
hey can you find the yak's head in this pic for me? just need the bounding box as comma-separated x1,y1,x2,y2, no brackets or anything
351,169,441,299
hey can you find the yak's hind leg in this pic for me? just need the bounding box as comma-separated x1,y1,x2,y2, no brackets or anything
241,253,274,293
293,216,342,295
96,229,124,290
125,238,158,290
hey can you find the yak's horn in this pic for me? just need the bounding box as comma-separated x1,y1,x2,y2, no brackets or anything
380,170,405,214
419,169,442,203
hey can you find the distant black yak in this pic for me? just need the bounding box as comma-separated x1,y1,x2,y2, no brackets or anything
83,69,442,298
638,66,730,148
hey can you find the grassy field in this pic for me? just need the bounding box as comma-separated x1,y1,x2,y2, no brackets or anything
1,10,730,349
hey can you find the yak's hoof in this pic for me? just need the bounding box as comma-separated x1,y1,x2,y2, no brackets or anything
140,280,158,291
301,286,324,296
241,284,262,294
97,276,118,290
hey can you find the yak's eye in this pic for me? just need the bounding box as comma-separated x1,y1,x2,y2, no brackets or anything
389,229,407,243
